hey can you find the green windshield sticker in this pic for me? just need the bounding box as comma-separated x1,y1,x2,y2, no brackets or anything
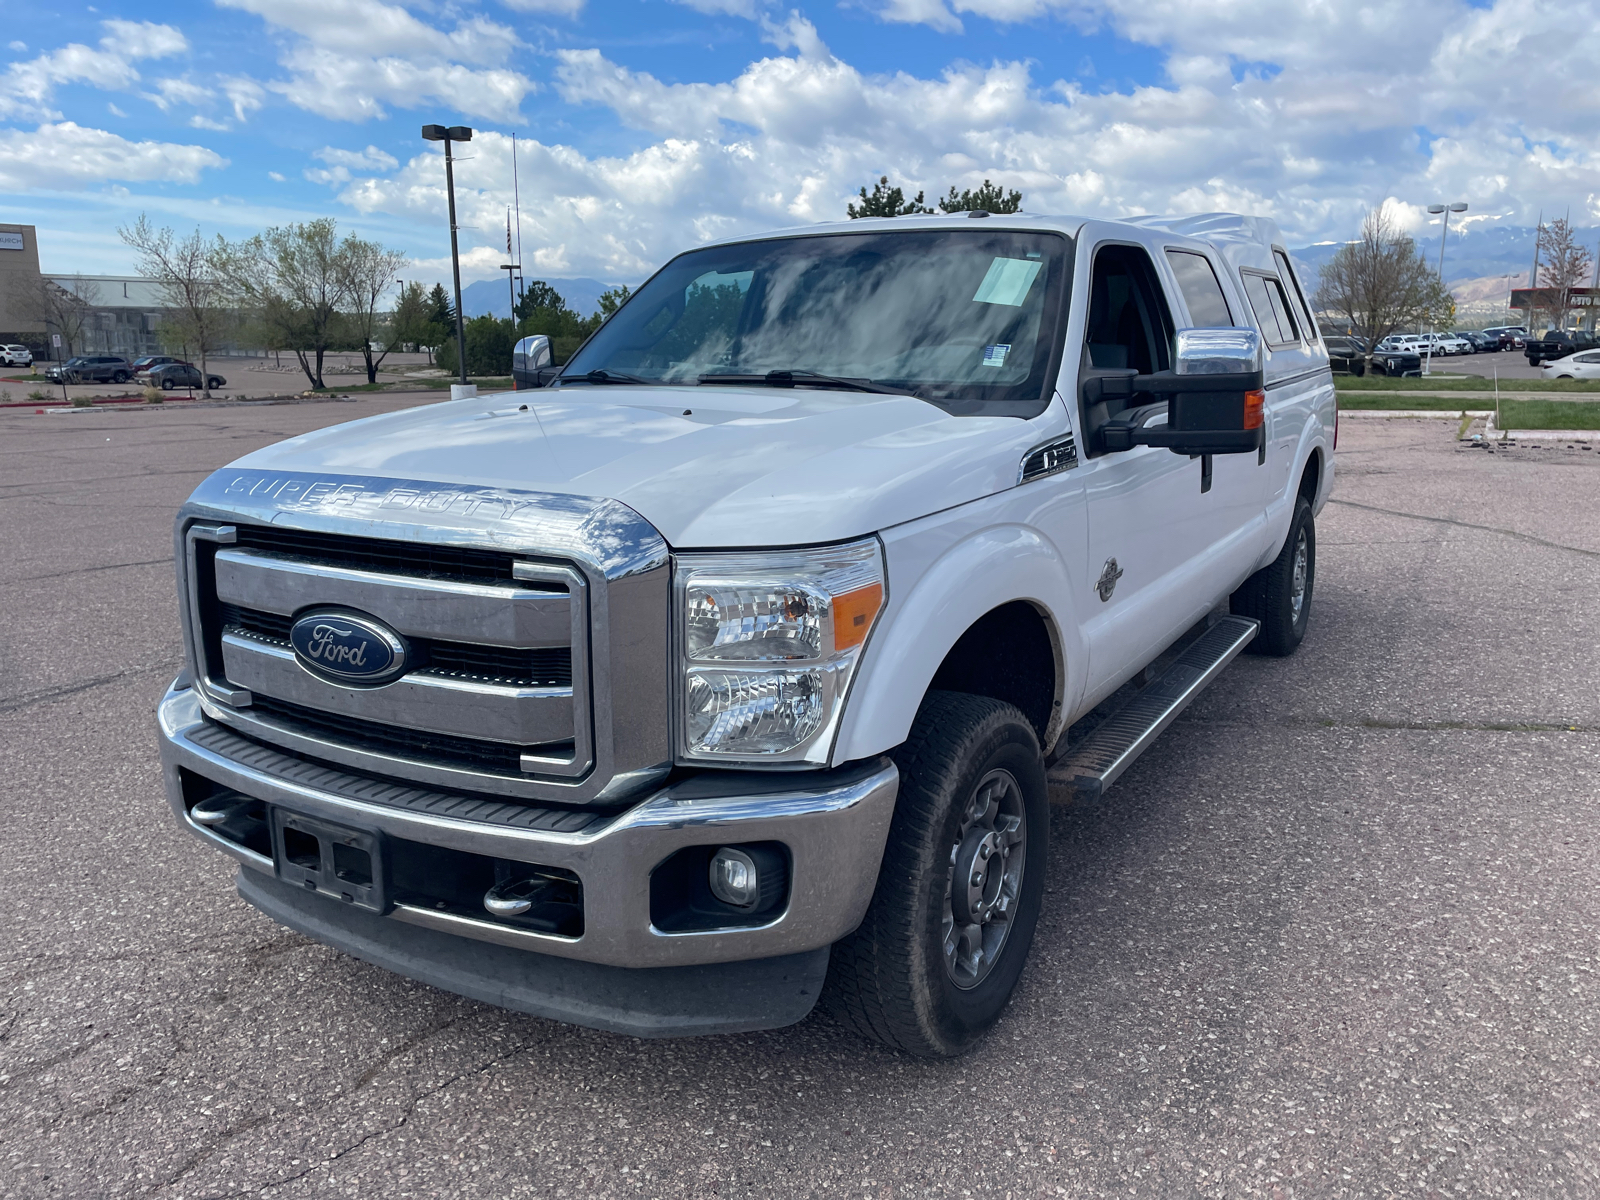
972,257,1043,307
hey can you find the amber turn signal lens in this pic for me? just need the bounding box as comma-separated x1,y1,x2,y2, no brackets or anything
832,583,884,651
1243,389,1265,430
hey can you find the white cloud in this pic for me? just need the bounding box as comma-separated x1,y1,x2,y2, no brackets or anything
0,122,226,191
107,102,127,117
8,40,26,52
316,8,1600,285
499,0,587,15
149,76,212,112
0,20,187,119
220,76,265,122
216,0,533,120
316,144,400,171
268,170,286,181
190,114,230,130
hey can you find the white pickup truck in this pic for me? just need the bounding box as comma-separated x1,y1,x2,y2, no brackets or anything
158,211,1334,1057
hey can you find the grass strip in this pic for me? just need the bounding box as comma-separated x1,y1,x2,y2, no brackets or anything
1335,375,1600,393
1494,400,1600,431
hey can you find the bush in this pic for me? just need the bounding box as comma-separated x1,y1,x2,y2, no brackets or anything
71,396,92,408
143,386,164,404
437,315,514,377
27,389,49,401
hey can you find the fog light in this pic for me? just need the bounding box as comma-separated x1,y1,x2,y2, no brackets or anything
709,847,760,910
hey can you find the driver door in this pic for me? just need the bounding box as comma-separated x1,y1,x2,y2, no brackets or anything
1074,238,1256,702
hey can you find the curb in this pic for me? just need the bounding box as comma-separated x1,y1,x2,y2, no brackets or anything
1339,409,1493,419
1482,416,1600,443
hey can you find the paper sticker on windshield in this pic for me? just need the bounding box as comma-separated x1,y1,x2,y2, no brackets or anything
973,258,1043,307
982,344,1011,367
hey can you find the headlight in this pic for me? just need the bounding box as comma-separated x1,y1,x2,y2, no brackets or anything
674,538,885,764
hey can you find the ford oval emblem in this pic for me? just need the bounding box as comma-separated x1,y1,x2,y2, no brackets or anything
289,609,409,685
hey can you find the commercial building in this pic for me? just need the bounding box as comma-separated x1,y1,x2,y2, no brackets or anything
0,223,46,347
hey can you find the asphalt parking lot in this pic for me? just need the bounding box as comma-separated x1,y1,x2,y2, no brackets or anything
2,399,1598,1198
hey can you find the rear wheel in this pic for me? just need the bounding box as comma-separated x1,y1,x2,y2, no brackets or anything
112,371,129,383
824,691,1048,1058
1232,495,1315,656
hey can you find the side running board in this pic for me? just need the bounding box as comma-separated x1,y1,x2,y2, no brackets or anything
1048,615,1258,803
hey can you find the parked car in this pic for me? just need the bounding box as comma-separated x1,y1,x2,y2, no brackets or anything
1540,349,1600,380
139,362,226,390
1,343,34,367
1323,335,1368,375
1525,330,1599,366
1482,325,1527,350
1455,331,1494,353
1370,347,1422,376
1377,334,1426,355
44,355,133,384
130,355,189,374
157,209,1335,1055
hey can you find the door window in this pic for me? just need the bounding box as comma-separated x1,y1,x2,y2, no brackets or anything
1272,249,1318,340
1241,272,1301,348
1083,244,1174,374
1165,250,1233,327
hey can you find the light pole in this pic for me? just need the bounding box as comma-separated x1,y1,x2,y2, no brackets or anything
1422,201,1467,375
421,123,473,395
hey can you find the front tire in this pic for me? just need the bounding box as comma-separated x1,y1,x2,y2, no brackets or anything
824,692,1048,1058
1232,495,1315,656
160,378,175,390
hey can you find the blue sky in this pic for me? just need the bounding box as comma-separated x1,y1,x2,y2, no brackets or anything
2,0,1597,289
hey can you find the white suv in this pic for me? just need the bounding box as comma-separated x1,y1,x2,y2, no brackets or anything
0,344,34,368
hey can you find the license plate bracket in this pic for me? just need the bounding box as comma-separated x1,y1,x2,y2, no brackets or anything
269,808,388,914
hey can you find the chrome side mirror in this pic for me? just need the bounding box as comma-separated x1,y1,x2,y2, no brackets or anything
1174,326,1261,376
512,335,553,388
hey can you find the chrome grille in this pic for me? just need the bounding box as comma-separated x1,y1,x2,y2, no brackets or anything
176,469,673,808
219,603,573,688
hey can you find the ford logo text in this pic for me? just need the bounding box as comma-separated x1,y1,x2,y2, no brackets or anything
289,610,409,685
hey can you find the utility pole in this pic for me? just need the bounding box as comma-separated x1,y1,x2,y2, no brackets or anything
421,124,474,396
1528,210,1542,334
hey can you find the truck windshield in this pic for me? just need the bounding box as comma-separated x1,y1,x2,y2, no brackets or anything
561,228,1072,415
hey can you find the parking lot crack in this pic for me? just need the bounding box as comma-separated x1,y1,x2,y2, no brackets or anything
1327,498,1600,560
0,661,179,714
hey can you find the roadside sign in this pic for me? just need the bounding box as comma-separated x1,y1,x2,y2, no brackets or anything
51,334,61,347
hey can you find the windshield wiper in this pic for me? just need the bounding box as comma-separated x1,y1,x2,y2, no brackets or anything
560,369,656,386
697,370,917,397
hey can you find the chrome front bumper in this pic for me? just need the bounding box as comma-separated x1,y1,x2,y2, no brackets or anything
158,684,898,970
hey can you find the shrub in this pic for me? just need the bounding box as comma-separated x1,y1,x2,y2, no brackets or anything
27,389,49,401
144,387,164,404
71,396,92,408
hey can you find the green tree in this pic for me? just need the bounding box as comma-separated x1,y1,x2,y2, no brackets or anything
1537,217,1595,332
514,280,595,364
437,315,515,377
598,285,632,319
847,176,931,219
119,216,233,398
939,180,1023,214
390,281,431,358
224,218,350,389
1312,207,1453,357
339,236,408,384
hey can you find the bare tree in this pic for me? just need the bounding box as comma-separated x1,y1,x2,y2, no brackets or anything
119,216,232,398
1537,217,1594,333
9,274,100,360
339,236,408,384
225,219,350,389
1312,207,1452,358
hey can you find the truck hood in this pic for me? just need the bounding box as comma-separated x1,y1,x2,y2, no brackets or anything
232,387,1060,546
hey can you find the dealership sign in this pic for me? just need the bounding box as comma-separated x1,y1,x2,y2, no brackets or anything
1510,286,1598,308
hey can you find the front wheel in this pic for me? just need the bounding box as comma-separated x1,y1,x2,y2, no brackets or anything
1232,495,1315,656
824,691,1048,1058
160,378,175,390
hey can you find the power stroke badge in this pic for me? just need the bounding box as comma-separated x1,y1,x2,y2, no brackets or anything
289,610,409,685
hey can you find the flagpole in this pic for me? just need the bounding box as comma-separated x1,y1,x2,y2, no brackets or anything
512,133,526,306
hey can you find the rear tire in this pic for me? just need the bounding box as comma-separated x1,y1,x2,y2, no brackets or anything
824,691,1048,1058
1232,495,1315,657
